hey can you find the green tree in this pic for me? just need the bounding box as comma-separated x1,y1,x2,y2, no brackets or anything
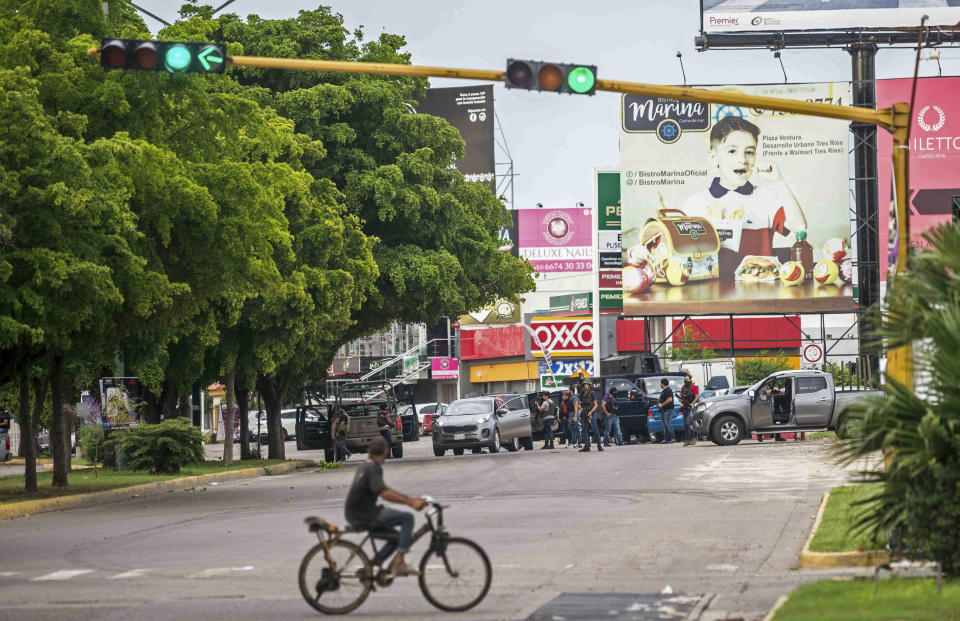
837,224,960,575
734,350,793,386
669,323,717,361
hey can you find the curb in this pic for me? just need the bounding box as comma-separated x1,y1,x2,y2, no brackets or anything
798,490,890,569
6,458,54,465
762,594,789,621
0,460,315,521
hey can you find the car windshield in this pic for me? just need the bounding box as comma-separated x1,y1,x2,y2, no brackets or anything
444,401,493,416
648,377,684,394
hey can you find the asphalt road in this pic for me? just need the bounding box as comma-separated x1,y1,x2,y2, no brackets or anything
0,437,866,621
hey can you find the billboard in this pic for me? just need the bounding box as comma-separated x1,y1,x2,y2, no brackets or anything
416,86,496,191
596,168,624,313
701,1,960,34
620,82,855,316
518,207,594,273
877,77,960,280
459,299,521,325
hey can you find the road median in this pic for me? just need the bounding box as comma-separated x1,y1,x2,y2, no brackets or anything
798,488,889,569
0,459,315,521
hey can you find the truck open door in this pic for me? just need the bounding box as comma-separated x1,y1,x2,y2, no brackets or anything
296,404,333,461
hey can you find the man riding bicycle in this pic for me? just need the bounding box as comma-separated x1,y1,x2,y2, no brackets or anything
344,437,425,577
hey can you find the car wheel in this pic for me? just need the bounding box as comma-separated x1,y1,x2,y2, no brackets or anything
433,446,445,457
504,437,519,452
281,429,289,442
712,415,745,446
323,449,335,463
489,429,501,454
471,446,482,454
391,443,403,459
653,432,664,443
259,433,268,446
521,435,534,451
453,448,465,456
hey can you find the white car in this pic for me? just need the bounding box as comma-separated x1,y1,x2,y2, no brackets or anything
248,409,298,443
407,403,448,425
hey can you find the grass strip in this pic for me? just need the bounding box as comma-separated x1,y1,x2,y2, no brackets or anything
773,578,960,621
0,459,286,505
808,483,883,553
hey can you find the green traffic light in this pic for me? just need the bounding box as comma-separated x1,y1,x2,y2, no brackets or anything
164,45,192,72
567,66,595,94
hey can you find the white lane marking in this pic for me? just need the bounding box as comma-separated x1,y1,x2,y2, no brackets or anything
108,569,149,579
189,566,255,578
707,563,739,572
0,572,21,577
32,569,95,581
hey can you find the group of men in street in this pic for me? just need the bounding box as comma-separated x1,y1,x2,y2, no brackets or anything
534,370,703,450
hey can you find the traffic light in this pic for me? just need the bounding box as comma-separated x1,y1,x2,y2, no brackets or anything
100,38,226,74
504,59,597,95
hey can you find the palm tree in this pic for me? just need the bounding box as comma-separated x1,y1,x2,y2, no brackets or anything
836,223,960,575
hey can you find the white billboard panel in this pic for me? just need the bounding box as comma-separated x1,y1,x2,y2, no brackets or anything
702,1,960,34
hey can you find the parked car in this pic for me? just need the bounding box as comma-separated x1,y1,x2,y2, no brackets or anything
403,403,447,433
35,431,77,455
691,370,883,445
646,403,684,442
432,395,534,456
249,409,298,444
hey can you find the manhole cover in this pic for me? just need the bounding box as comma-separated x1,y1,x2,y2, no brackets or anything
525,592,702,620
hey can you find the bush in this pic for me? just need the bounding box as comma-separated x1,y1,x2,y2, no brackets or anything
111,418,205,474
837,224,960,576
77,424,105,464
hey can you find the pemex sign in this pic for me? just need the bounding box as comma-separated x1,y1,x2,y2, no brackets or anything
528,316,594,358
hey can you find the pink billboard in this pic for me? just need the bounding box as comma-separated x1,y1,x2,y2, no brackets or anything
517,208,593,273
430,357,459,380
877,77,960,280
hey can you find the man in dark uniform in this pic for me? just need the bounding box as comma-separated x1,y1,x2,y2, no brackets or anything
658,378,675,444
578,380,603,452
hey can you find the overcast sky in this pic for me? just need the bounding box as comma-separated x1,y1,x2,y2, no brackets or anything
137,1,960,211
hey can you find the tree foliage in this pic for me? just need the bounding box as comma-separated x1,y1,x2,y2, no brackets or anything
837,224,960,575
0,1,533,474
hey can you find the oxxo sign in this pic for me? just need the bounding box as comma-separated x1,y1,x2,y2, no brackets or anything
529,316,594,358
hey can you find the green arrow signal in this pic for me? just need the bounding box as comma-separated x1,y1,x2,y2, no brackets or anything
198,46,223,71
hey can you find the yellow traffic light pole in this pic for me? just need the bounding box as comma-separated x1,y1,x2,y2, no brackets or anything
227,54,914,388
88,46,914,387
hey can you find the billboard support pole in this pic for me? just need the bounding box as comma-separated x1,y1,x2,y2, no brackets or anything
849,43,881,380
592,181,601,379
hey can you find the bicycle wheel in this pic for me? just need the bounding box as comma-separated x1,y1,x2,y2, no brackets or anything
418,536,492,612
298,540,373,614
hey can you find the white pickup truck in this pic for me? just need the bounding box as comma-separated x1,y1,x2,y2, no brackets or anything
690,370,881,445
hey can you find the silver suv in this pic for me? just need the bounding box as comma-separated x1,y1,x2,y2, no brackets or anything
432,395,533,457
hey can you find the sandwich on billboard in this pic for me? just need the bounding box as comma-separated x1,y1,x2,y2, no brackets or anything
701,0,960,33
877,76,960,280
619,82,856,316
518,207,593,273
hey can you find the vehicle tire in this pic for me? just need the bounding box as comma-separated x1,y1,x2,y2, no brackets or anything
504,436,519,452
520,435,534,451
418,537,492,612
259,433,268,446
281,429,289,442
488,429,501,454
712,414,745,446
299,539,373,614
323,449,335,463
471,447,482,454
453,448,465,456
654,432,664,443
391,443,403,459
433,446,445,457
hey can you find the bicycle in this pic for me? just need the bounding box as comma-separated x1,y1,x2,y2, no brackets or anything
299,496,492,614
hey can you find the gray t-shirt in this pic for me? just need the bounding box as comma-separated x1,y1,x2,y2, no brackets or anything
345,460,386,527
